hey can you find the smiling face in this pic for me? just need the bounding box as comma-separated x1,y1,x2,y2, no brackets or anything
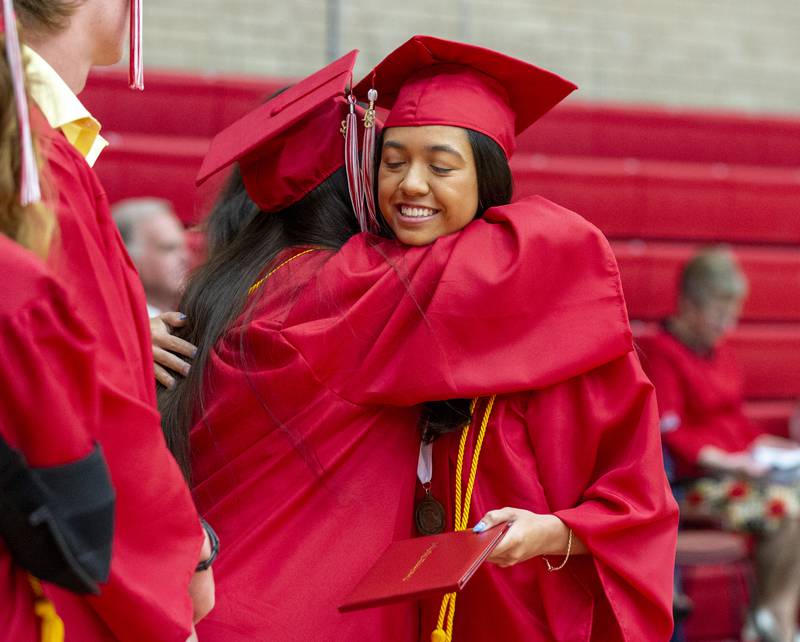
377,125,479,246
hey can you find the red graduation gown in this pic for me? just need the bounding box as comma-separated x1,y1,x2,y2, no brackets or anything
32,110,203,642
290,197,676,641
191,196,676,641
639,328,761,475
0,236,98,642
424,355,676,641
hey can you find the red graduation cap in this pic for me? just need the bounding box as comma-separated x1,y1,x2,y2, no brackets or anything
197,50,360,215
353,35,576,158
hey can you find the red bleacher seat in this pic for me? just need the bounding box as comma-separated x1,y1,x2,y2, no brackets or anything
94,133,208,223
511,155,800,244
613,241,800,322
83,68,282,138
518,101,800,167
681,559,752,641
744,400,797,437
728,326,800,399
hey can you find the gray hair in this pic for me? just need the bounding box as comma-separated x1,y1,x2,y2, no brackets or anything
680,247,749,307
112,198,176,256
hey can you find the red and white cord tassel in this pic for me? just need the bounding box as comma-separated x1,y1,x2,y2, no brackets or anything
2,0,41,205
344,94,368,231
129,0,143,90
361,88,378,233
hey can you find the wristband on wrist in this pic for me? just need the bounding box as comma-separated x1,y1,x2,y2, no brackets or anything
543,527,573,572
195,519,219,572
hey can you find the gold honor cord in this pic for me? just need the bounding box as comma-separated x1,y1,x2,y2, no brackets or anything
28,576,64,642
432,395,496,642
248,248,318,296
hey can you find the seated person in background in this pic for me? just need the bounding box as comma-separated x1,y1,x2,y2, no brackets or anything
641,247,800,642
113,197,189,317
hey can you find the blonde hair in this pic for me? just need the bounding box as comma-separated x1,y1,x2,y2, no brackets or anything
0,32,54,258
680,247,749,307
14,0,84,33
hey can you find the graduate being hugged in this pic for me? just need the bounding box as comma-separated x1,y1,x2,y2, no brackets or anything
342,35,680,641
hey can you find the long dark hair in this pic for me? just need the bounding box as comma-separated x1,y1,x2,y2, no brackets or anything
417,129,513,442
203,166,261,260
158,167,359,479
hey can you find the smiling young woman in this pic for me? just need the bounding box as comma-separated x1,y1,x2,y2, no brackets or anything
355,35,679,642
378,125,479,245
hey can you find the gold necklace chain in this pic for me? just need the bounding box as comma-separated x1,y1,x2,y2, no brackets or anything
248,248,318,295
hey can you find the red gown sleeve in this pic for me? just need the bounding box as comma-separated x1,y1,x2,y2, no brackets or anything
532,352,678,641
0,243,98,642
282,196,633,405
0,271,96,467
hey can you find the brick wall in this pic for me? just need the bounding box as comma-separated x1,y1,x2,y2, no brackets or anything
142,0,800,114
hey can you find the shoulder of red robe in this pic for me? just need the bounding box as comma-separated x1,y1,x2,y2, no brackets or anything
478,195,635,380
0,236,67,317
483,195,613,250
482,196,628,299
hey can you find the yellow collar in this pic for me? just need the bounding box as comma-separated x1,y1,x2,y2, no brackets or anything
25,46,109,167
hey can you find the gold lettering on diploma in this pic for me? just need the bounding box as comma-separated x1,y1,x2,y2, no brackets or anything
402,543,438,582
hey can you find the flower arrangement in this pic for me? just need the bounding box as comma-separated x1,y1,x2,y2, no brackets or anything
681,477,800,533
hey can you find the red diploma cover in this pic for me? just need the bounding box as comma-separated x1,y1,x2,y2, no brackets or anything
339,524,511,612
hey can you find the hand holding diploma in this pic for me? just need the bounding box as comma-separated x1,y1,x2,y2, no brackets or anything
474,508,587,568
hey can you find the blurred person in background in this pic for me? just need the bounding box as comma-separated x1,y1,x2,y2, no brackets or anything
640,248,800,642
113,197,189,317
13,0,215,639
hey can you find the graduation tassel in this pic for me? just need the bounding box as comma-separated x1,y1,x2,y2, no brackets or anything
128,0,143,90
28,577,65,642
361,88,378,232
344,93,368,231
1,0,42,205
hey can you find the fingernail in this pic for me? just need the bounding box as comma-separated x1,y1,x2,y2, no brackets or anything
183,364,191,375
179,313,187,320
191,347,198,358
473,521,487,533
166,378,175,389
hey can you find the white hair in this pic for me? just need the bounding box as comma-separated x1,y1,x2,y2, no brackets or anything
112,197,177,257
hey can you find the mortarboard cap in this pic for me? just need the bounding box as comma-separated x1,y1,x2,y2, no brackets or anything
197,50,358,213
354,35,576,158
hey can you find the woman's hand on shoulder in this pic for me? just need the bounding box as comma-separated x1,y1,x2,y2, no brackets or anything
151,311,196,388
473,507,583,568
